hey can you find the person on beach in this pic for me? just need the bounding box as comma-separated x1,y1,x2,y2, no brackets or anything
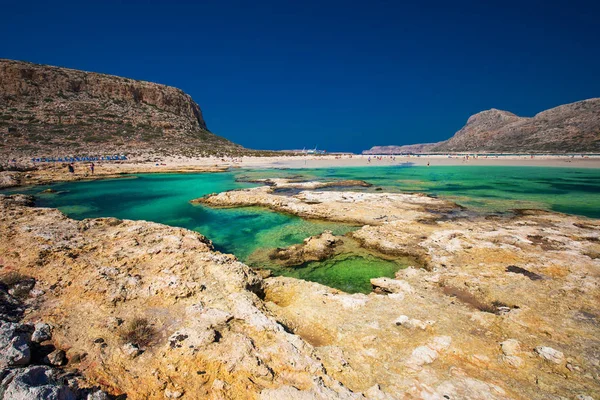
68,163,74,174
90,162,95,174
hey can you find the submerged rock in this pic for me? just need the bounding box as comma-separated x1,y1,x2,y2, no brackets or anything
0,321,32,368
268,230,342,266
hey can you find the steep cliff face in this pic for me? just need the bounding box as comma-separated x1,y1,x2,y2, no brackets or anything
0,59,242,158
432,99,600,153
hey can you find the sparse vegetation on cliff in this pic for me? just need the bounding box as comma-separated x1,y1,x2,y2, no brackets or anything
0,59,244,159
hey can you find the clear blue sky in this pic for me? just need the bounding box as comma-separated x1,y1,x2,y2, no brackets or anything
1,0,599,152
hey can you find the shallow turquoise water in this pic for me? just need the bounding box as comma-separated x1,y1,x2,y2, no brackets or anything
4,165,600,293
272,253,404,294
237,165,600,218
14,173,356,262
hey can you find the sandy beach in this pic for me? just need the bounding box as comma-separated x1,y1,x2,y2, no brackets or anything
2,153,599,190
157,153,600,169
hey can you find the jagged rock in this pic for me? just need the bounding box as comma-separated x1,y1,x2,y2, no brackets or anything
0,321,31,368
0,365,76,400
535,346,565,364
0,284,25,322
43,349,67,367
67,352,87,364
31,323,52,343
86,390,110,400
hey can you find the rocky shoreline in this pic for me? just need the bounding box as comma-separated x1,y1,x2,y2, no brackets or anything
0,164,230,190
1,176,599,399
195,179,600,399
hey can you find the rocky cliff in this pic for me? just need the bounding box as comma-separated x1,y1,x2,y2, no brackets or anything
364,98,600,154
0,59,242,159
432,98,600,153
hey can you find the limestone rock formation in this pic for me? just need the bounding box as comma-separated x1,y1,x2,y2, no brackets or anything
3,177,600,399
194,179,456,226
0,195,359,399
0,276,111,399
268,230,342,266
200,180,600,399
0,59,242,159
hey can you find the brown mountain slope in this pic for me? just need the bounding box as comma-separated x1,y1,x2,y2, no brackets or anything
431,98,600,153
363,99,600,154
0,59,243,159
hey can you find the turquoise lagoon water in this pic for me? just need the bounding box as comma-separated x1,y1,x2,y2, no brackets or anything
5,165,600,293
236,165,600,218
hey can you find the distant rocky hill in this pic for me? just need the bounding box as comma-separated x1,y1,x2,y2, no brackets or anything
0,59,243,160
364,98,600,154
363,142,441,155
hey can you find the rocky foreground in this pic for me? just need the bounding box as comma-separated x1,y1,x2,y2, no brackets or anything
1,178,599,399
197,180,600,399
